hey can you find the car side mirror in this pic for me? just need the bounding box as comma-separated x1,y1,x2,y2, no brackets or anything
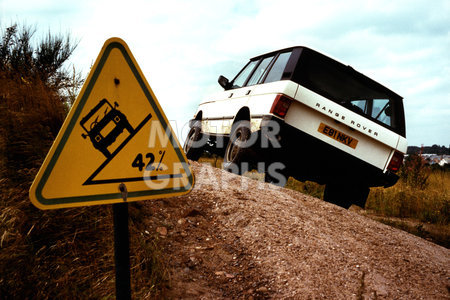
218,75,231,90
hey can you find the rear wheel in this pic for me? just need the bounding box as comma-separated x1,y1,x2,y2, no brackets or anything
183,121,203,161
323,183,369,209
223,120,251,175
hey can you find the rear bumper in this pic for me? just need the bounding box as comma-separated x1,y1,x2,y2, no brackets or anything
259,115,399,187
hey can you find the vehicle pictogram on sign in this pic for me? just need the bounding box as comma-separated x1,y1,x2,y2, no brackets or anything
80,98,141,158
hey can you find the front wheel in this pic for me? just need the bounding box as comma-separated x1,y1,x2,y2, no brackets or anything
183,121,203,161
323,183,369,209
223,120,251,175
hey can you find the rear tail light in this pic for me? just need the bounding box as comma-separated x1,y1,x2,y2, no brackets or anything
270,94,292,118
387,150,404,173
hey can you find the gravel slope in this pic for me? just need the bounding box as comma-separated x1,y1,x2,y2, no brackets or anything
148,161,449,299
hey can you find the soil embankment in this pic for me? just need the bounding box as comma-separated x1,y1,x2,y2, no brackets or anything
147,161,449,299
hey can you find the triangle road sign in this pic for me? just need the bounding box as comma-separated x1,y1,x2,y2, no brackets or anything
29,38,194,209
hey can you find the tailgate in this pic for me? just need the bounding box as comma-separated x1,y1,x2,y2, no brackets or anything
285,86,405,171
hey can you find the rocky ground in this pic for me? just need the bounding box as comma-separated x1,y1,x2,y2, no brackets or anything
142,161,449,299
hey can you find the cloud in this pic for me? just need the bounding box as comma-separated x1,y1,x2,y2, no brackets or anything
2,0,449,145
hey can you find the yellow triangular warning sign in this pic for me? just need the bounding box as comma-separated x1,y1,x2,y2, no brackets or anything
29,38,194,209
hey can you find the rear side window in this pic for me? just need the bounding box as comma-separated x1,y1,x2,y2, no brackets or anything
232,60,258,88
246,55,275,86
264,51,292,83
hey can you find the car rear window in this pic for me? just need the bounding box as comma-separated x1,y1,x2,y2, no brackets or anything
349,99,393,126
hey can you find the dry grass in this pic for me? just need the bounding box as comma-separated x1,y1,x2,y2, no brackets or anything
199,154,223,169
366,170,449,224
0,51,168,297
364,170,450,248
0,176,168,299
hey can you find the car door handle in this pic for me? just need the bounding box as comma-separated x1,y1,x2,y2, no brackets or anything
228,93,233,98
245,90,251,95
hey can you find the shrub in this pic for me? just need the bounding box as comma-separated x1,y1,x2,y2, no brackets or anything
0,23,83,184
399,153,431,190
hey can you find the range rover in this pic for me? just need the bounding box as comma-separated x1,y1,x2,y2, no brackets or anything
184,46,407,208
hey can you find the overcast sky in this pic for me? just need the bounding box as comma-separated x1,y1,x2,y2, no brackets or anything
1,0,449,147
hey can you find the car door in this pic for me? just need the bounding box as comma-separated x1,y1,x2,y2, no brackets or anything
223,54,278,133
201,59,259,135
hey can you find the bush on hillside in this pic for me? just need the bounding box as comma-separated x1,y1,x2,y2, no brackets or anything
0,23,83,184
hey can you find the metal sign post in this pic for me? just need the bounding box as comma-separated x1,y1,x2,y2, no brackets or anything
113,183,131,300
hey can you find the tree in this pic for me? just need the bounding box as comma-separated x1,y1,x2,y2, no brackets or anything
0,23,83,183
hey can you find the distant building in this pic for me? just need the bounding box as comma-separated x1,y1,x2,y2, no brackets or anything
439,157,449,167
421,154,450,166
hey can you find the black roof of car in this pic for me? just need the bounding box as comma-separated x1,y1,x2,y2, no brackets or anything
250,46,402,100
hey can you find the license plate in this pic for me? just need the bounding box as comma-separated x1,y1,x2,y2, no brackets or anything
318,123,358,149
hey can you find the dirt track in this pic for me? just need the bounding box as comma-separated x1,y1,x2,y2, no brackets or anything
145,161,449,299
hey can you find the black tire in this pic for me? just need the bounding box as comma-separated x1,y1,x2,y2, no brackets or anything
223,120,251,175
323,183,369,209
183,121,203,161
